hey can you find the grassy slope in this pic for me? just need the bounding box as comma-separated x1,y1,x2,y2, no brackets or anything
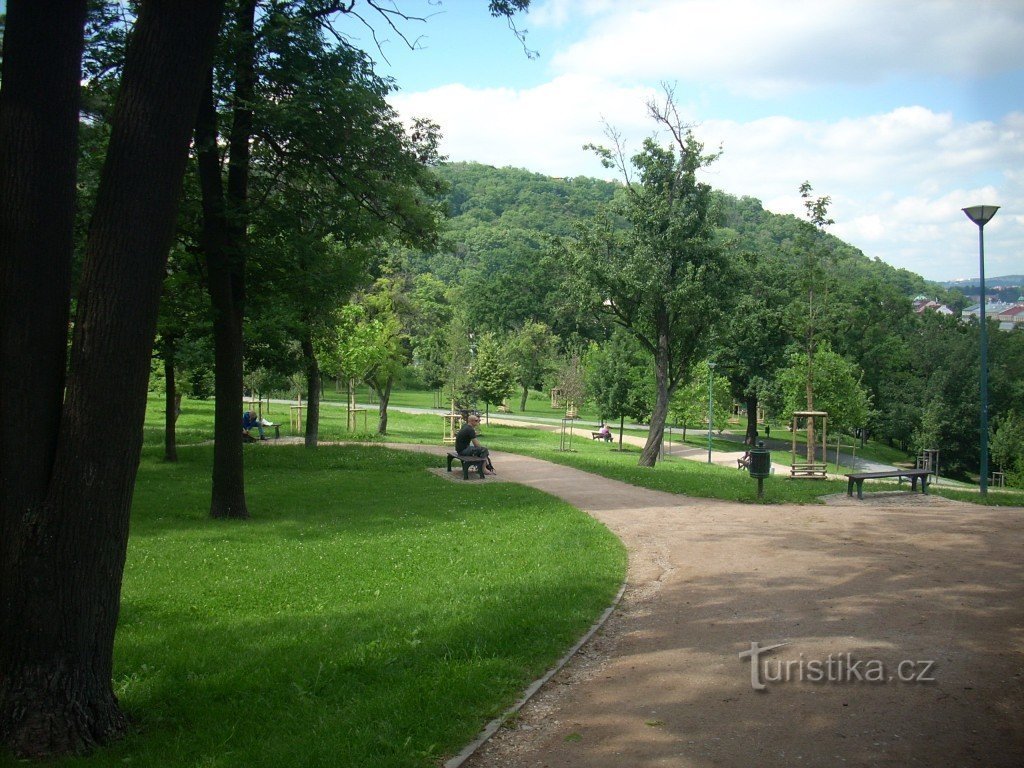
38,442,624,768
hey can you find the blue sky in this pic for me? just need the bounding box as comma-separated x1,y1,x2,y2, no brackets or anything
353,0,1023,283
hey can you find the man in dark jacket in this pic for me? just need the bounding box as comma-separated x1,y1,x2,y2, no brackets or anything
455,414,495,474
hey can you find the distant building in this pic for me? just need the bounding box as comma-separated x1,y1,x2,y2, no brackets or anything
962,301,1024,330
913,297,953,315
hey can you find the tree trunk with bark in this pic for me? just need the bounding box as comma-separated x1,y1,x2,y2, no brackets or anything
302,337,320,448
375,376,394,435
200,0,258,517
520,385,529,412
196,79,248,519
745,392,759,444
0,1,223,758
639,323,672,467
164,340,178,462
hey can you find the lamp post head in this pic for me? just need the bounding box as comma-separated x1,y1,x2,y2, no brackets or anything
963,205,999,227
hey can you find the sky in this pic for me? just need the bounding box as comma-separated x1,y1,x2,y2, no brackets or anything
350,0,1024,284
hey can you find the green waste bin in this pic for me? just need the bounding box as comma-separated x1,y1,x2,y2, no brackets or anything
748,442,771,478
748,441,771,497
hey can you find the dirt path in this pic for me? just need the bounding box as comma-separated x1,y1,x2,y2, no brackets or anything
429,449,1024,768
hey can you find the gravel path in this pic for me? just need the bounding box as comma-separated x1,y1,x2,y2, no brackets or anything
428,448,1024,768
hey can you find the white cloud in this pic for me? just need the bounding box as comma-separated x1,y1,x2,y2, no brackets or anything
534,0,1024,96
388,1,1024,282
392,72,1022,280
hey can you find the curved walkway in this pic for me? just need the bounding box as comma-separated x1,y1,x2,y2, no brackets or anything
411,446,1024,768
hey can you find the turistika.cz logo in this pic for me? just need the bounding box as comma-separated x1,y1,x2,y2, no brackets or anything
739,641,937,691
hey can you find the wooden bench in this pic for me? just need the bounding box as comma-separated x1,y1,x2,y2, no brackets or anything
591,431,612,442
790,462,828,478
446,451,487,480
845,468,931,499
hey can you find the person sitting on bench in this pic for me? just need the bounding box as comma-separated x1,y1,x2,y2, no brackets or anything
242,409,267,441
455,414,495,474
597,424,612,441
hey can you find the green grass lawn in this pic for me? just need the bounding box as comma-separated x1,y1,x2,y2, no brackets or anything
156,395,1024,507
42,441,624,768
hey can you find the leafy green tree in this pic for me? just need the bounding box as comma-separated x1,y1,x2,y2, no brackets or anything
406,272,454,392
357,276,419,435
584,329,652,447
777,343,871,464
153,246,215,462
792,181,835,464
906,312,981,476
317,302,395,433
566,89,733,466
991,411,1024,486
716,249,793,443
670,360,731,440
466,333,517,421
509,320,557,411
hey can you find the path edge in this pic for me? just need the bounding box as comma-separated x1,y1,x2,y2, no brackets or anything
443,579,628,768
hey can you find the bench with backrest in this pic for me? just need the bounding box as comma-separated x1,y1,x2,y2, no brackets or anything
845,468,931,499
446,451,487,480
591,431,612,442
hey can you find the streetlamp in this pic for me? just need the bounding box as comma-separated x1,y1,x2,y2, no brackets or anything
962,204,999,496
707,361,716,464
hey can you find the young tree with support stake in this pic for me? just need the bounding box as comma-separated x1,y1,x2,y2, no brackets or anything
565,88,733,467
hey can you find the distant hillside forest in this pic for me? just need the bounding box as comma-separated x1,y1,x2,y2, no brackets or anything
387,162,1021,479
412,162,967,325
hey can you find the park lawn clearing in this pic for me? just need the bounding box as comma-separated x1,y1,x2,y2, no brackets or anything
53,443,624,768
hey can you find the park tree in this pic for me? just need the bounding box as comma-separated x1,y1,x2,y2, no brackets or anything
716,249,793,443
0,0,224,757
669,359,732,440
192,0,536,514
991,411,1024,487
777,343,871,465
566,89,732,466
358,275,419,435
153,246,215,462
409,272,455,395
509,320,557,411
466,333,517,421
791,181,835,464
584,329,653,448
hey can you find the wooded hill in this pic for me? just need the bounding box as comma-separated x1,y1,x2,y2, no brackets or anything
394,162,1021,480
421,161,960,312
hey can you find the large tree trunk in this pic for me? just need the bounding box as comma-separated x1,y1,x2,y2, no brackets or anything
745,391,759,445
196,78,249,519
202,0,257,518
302,337,320,448
520,385,528,412
0,0,84,521
0,1,223,758
164,340,178,462
639,323,671,467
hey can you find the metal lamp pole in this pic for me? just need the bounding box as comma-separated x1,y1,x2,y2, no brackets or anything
962,205,999,496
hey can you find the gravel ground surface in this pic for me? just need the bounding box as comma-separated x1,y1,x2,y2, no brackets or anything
435,449,1024,768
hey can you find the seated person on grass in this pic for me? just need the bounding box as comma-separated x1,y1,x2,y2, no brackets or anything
455,414,495,474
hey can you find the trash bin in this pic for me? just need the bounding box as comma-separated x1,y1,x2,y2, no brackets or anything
748,441,771,498
748,441,771,478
